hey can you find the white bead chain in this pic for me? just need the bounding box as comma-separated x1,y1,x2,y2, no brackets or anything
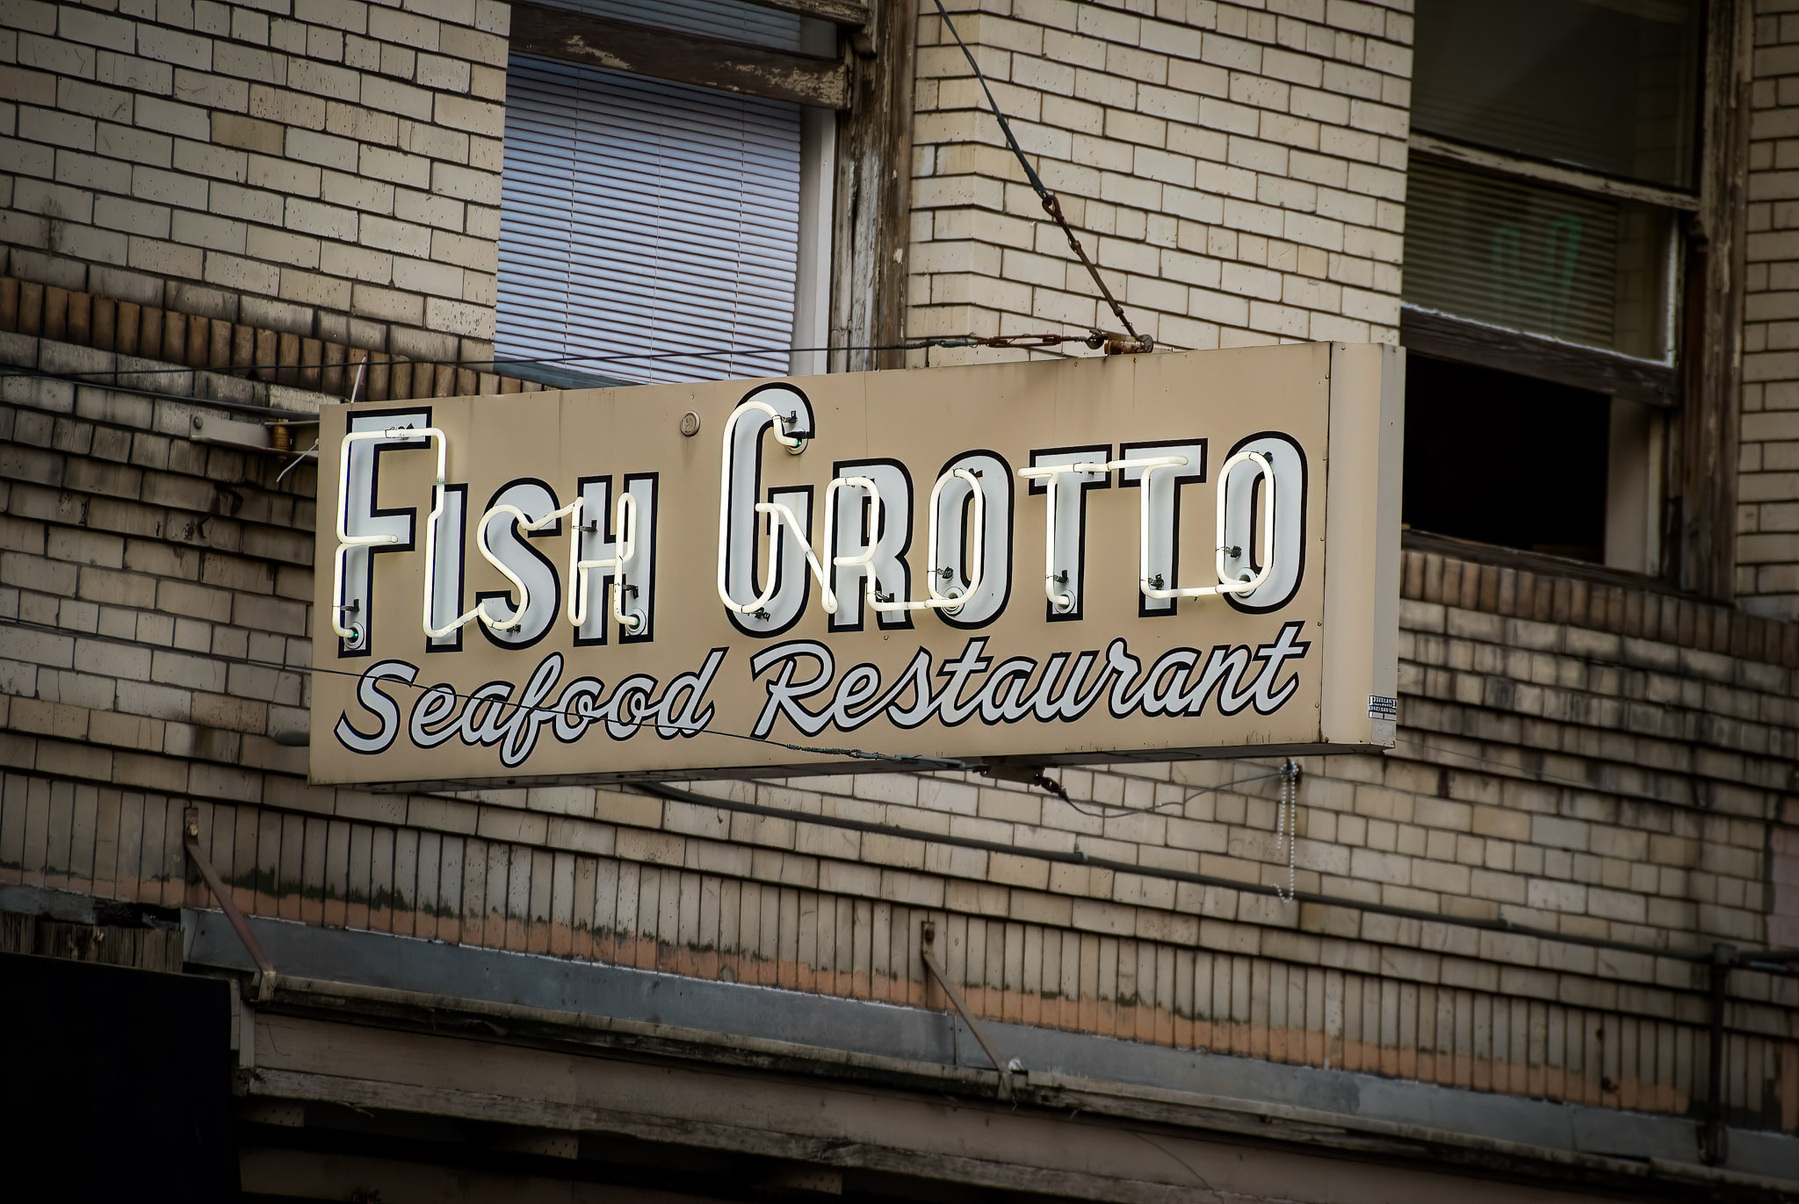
1276,758,1300,902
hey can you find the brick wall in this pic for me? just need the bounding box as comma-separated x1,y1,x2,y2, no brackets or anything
2,326,1795,1132
1,0,1796,1141
1740,0,1799,620
0,0,506,367
904,0,1409,360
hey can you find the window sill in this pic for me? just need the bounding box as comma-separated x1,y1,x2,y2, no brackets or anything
499,362,639,392
1403,529,1682,598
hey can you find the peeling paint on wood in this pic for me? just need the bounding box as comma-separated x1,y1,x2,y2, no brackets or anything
510,2,852,110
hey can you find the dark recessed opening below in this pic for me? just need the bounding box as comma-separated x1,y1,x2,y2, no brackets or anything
1402,353,1611,563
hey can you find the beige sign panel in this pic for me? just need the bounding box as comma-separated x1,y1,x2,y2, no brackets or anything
310,343,1403,788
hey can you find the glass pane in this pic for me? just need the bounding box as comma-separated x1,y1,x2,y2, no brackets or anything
1412,0,1702,190
1402,159,1674,360
497,56,804,385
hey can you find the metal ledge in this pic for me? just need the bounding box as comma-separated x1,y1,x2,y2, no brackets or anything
185,910,1799,1194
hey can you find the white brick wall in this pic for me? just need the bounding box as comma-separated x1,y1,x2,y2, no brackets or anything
1743,0,1799,621
0,345,1792,1122
903,0,1411,362
1,0,1796,1124
0,0,507,363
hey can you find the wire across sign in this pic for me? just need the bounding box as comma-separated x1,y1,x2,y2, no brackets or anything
310,343,1403,788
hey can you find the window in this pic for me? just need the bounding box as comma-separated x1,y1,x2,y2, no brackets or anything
1410,0,1702,191
1401,0,1704,574
1403,159,1677,361
495,0,839,386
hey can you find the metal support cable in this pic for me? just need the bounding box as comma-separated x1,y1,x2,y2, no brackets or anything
929,0,1152,355
0,332,1120,387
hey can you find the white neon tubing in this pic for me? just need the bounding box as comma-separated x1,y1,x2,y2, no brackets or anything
866,468,985,615
816,475,881,614
567,493,642,632
719,467,987,620
821,477,879,576
717,398,805,616
1018,452,1274,607
332,426,448,645
755,500,834,612
741,473,880,617
424,500,582,638
1016,459,1122,612
609,578,643,633
1136,449,1275,600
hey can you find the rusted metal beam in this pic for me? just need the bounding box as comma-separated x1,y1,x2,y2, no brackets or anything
742,0,869,26
920,921,1017,1100
183,807,277,999
510,1,851,110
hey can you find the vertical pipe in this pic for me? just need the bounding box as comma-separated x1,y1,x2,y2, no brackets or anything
1701,942,1735,1164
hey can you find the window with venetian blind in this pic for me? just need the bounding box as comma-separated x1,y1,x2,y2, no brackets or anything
1400,0,1704,573
494,0,832,386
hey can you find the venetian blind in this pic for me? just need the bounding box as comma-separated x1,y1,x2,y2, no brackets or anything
496,53,803,384
1401,158,1671,360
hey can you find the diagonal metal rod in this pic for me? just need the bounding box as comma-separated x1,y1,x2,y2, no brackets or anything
184,807,277,998
921,922,1017,1100
930,0,1151,354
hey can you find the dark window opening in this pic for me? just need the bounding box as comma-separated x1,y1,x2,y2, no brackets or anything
1403,355,1611,563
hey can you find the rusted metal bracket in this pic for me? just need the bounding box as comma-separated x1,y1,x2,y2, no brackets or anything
183,807,277,1002
905,331,1151,355
977,759,1069,805
921,921,1020,1101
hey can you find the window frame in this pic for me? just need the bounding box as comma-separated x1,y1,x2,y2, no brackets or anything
1398,0,1752,599
494,0,915,385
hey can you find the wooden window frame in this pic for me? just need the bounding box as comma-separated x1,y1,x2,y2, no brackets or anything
828,0,915,371
744,0,869,24
1679,0,1754,603
1400,0,1752,602
508,1,852,110
1398,306,1680,409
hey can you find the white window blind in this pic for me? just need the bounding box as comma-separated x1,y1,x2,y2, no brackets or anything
496,53,803,384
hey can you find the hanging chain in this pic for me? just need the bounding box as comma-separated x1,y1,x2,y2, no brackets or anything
1276,758,1301,902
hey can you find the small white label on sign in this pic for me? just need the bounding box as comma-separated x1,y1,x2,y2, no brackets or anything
1368,694,1397,744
